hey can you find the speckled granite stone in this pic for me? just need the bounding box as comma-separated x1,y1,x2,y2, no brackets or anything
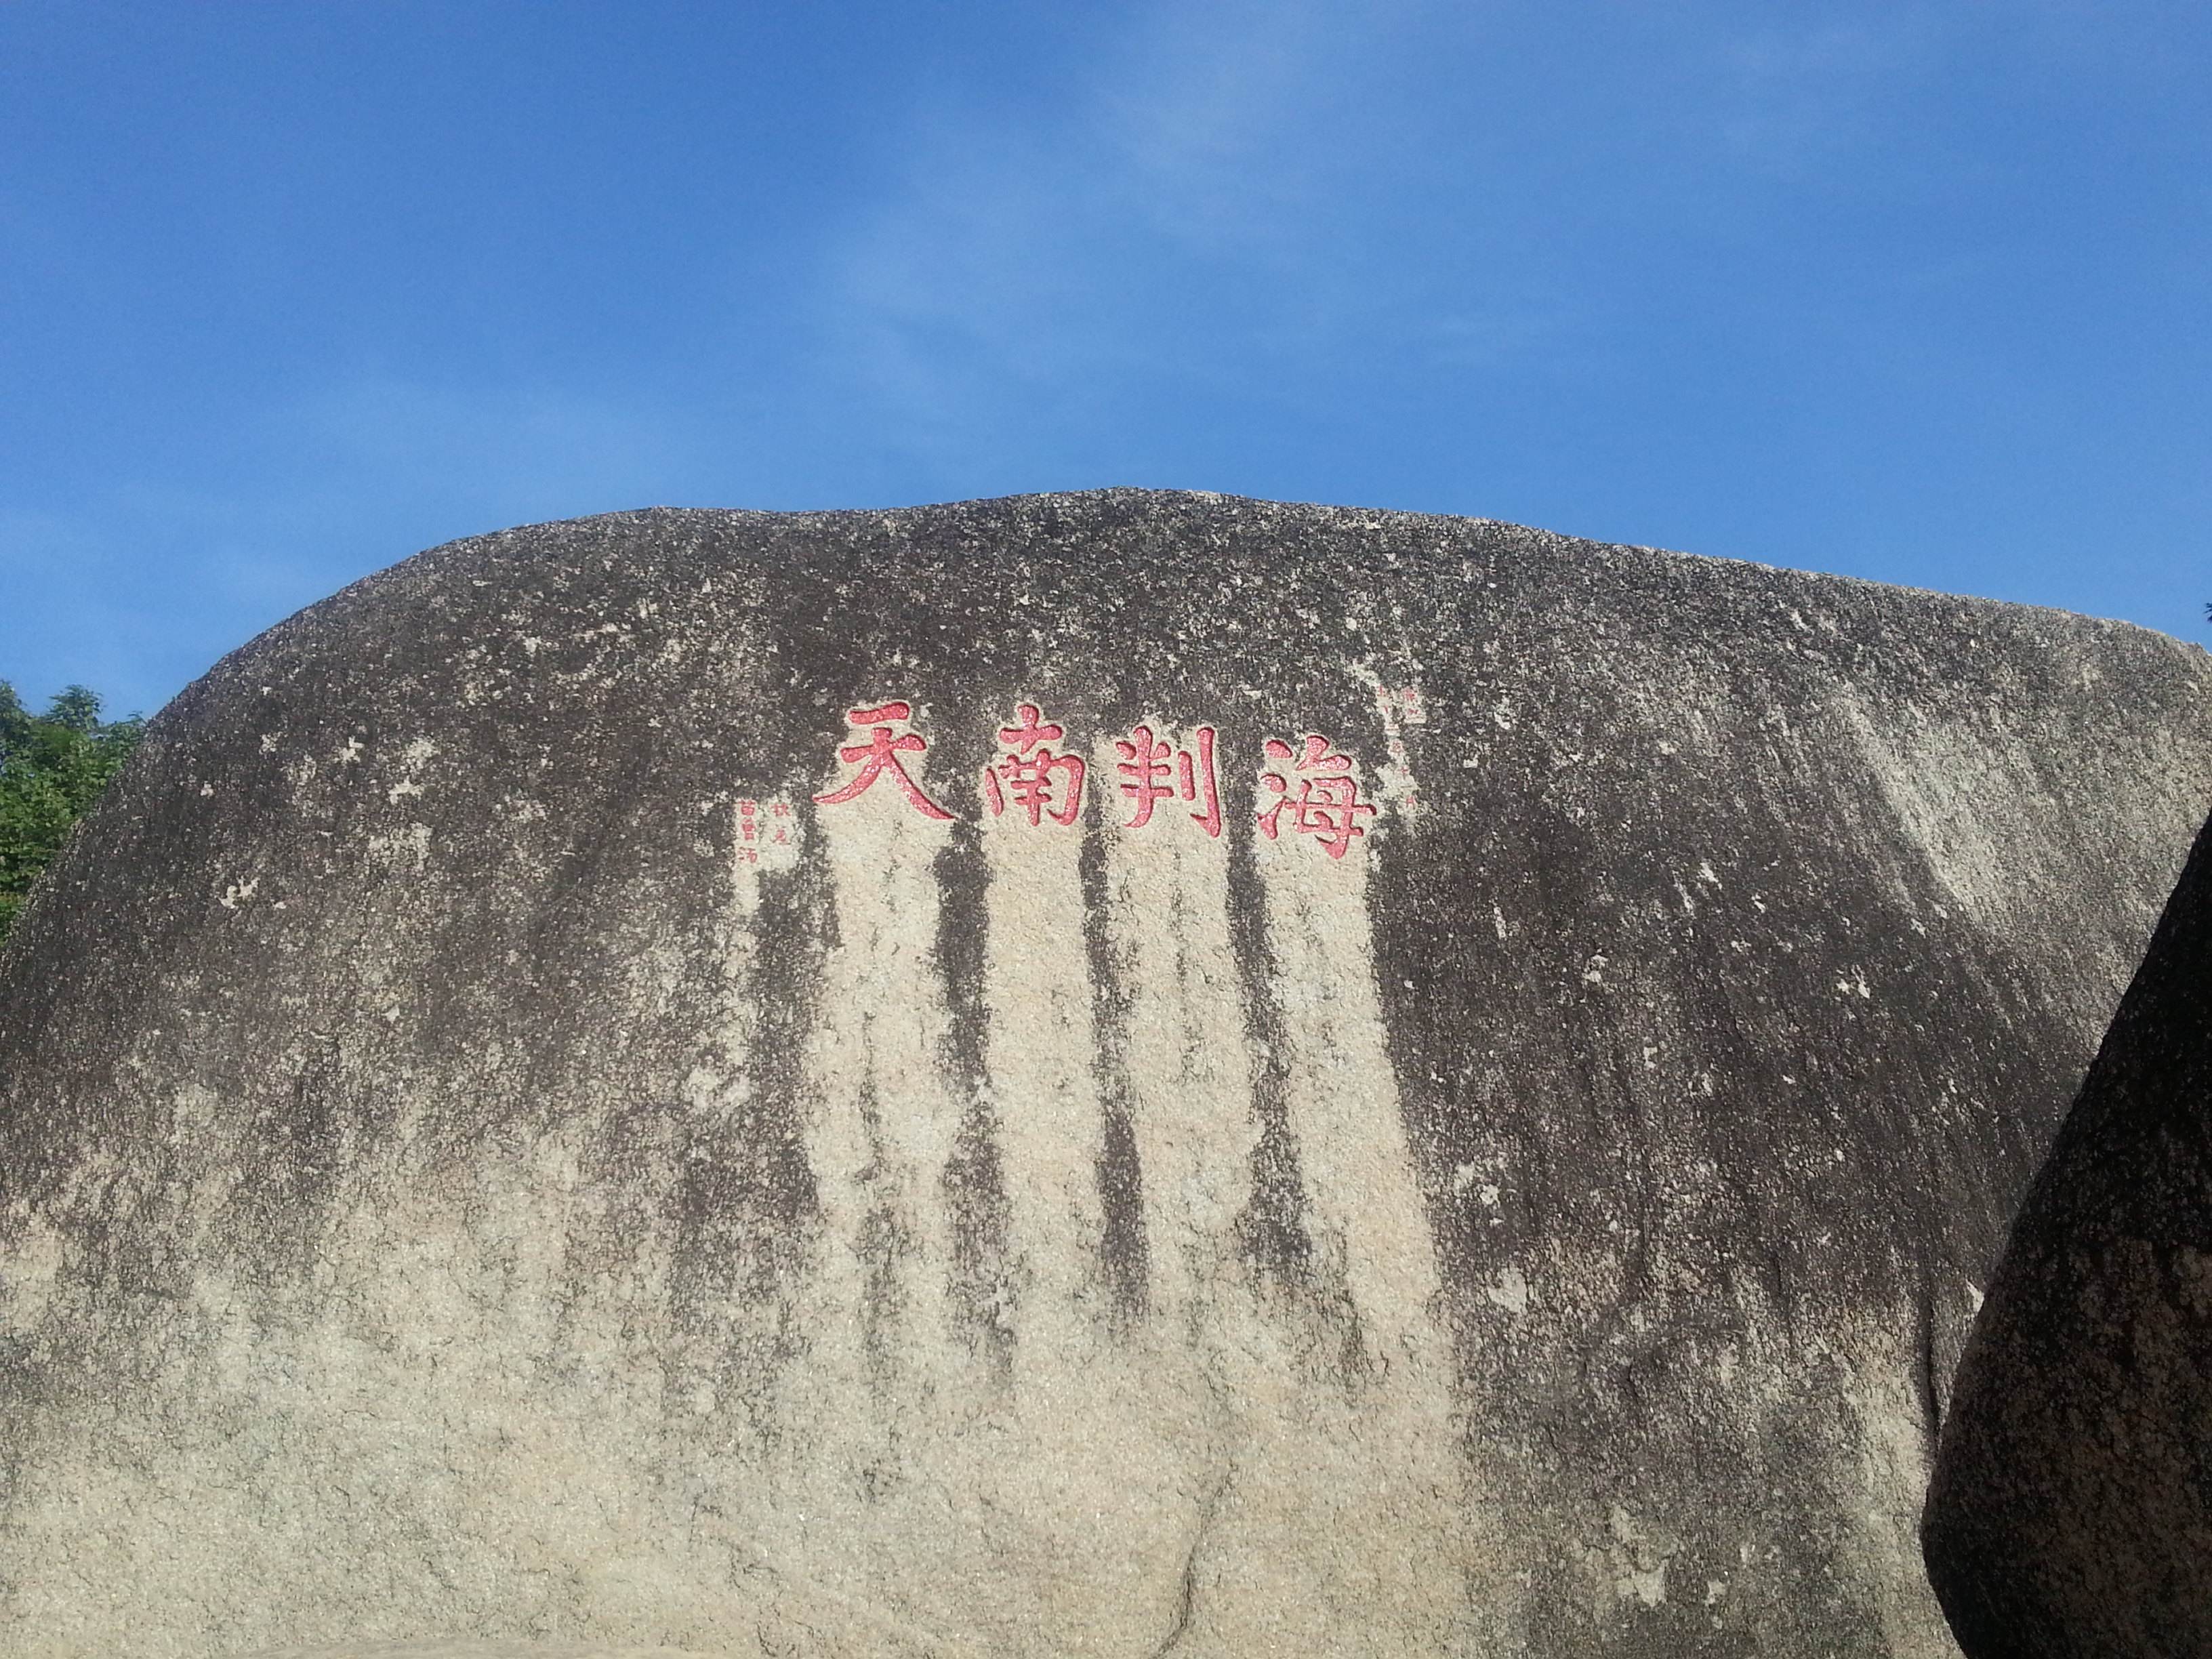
231,1646,723,1659
3,491,2209,1658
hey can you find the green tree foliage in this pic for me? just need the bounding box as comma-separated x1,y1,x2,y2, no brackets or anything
0,682,144,946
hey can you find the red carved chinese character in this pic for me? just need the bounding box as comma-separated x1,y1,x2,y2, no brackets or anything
1258,734,1376,859
1115,726,1174,827
983,702,1086,827
1114,724,1221,837
813,701,955,821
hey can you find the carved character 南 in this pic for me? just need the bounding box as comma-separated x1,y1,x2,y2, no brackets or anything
983,702,1086,827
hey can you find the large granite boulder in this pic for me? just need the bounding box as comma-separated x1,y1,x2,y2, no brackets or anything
2,491,2209,1658
1923,807,2212,1654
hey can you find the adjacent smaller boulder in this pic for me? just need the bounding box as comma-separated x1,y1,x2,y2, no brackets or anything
1925,808,2212,1654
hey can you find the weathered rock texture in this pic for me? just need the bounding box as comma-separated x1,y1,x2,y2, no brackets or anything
2,492,2209,1658
234,1647,712,1659
1923,806,2212,1655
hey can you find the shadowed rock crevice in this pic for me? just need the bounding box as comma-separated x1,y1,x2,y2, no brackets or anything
1148,1470,1229,1659
1924,808,2212,1656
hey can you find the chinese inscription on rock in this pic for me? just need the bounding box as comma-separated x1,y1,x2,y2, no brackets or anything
983,703,1086,827
735,796,796,865
811,701,1392,859
813,701,955,821
1258,734,1377,860
1114,723,1221,837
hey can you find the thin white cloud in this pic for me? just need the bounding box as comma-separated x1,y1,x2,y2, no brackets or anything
801,0,1546,470
1092,0,1372,248
1707,9,1953,173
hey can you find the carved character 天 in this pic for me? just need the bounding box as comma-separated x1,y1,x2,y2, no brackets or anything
813,701,955,821
1113,723,1222,837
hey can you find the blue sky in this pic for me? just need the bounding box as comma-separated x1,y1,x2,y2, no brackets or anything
3,1,2207,718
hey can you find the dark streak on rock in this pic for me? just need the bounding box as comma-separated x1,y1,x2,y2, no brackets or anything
934,819,991,1093
1223,777,1365,1376
1082,782,1149,1322
1222,785,1310,1287
751,844,832,1232
855,1073,909,1394
662,850,828,1437
1910,1258,1943,1454
674,863,823,1242
220,1033,355,1296
935,816,1015,1378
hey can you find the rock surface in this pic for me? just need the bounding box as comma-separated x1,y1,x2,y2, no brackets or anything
231,1647,718,1659
1923,807,2212,1654
2,491,2209,1659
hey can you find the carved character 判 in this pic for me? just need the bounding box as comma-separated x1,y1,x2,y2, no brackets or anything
1115,723,1222,837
